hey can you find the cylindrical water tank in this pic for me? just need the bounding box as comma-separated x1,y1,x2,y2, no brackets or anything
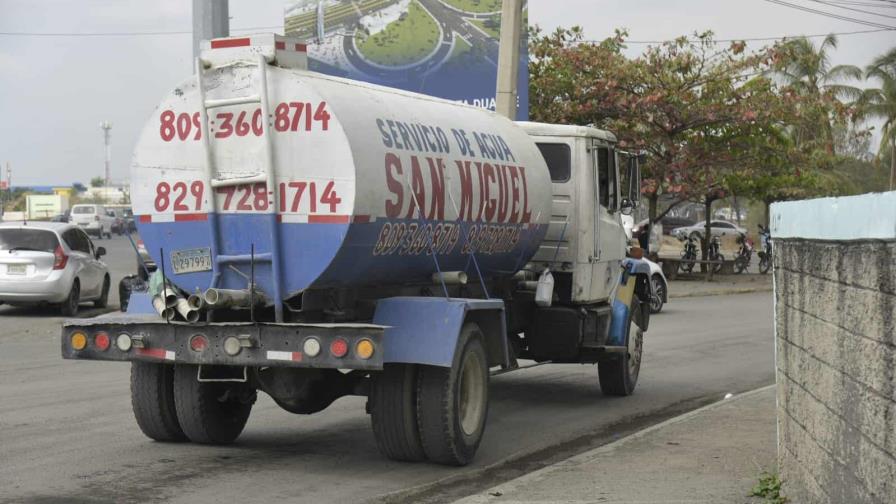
131,57,551,302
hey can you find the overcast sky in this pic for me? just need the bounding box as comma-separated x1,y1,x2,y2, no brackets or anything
0,0,893,186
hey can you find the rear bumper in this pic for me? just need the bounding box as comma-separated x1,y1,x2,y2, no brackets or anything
61,316,385,370
0,271,72,303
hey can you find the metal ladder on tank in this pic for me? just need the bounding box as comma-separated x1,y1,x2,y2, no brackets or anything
195,55,285,322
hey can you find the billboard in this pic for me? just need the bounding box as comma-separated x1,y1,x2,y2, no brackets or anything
284,0,528,120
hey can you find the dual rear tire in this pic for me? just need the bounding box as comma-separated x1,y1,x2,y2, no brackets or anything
370,323,489,466
130,362,254,445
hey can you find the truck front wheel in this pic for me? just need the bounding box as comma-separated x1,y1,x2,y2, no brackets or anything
598,302,644,396
130,362,187,442
173,364,255,444
369,364,426,462
416,323,489,466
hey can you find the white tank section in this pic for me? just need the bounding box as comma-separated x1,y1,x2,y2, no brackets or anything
130,35,552,301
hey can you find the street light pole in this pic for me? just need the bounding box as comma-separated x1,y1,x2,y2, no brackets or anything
100,121,112,188
495,0,523,120
193,0,230,61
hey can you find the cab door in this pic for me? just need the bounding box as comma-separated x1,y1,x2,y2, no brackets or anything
588,142,626,301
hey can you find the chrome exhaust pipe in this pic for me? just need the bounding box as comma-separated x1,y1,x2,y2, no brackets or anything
187,293,205,311
203,288,257,309
175,297,200,323
432,271,468,285
160,287,178,308
152,296,175,319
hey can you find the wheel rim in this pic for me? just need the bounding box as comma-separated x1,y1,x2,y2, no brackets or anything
628,326,643,380
651,278,664,311
458,350,486,436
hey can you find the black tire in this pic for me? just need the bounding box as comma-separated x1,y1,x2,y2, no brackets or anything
370,364,426,462
60,280,80,316
417,323,489,466
649,275,665,314
734,255,747,274
598,302,644,396
173,364,255,444
131,362,187,442
95,275,110,308
759,256,772,274
712,254,725,274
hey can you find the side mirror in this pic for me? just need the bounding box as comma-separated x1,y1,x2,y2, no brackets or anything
95,246,106,258
627,155,641,207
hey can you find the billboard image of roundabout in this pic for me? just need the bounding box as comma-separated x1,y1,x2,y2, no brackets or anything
284,0,527,119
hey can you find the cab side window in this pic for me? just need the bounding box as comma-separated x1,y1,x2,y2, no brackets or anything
536,143,571,182
597,147,617,210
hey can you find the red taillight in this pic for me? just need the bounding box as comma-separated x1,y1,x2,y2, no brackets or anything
94,332,110,351
189,334,209,352
53,245,68,270
330,338,349,358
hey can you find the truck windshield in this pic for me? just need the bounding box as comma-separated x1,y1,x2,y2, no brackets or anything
0,229,60,252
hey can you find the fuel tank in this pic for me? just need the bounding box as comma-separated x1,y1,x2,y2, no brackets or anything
131,35,551,303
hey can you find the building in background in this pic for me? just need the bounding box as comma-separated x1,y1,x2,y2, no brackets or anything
25,193,70,220
284,0,528,119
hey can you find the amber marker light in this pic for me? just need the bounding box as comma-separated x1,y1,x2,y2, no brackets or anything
70,331,88,351
355,339,375,360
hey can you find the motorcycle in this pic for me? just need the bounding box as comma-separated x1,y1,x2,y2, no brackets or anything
678,233,699,273
733,232,754,274
757,224,772,274
708,235,725,274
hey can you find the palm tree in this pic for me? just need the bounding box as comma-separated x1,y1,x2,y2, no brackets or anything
773,34,862,153
858,48,896,191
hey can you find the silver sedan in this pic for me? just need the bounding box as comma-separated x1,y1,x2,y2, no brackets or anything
0,222,110,315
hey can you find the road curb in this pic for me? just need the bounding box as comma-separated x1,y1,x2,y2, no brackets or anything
453,384,777,503
668,285,772,299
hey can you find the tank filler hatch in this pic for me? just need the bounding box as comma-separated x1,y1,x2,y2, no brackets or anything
199,33,308,70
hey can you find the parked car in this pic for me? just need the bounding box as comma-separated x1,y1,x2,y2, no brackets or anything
122,208,136,232
0,222,110,315
69,204,114,238
671,220,746,240
658,216,696,235
644,257,668,314
107,209,127,235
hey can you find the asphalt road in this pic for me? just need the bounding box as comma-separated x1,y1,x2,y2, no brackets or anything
0,237,774,504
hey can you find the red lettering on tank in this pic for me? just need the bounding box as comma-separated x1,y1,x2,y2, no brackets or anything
483,163,496,222
519,166,532,223
426,157,445,221
475,163,486,222
496,164,509,223
405,156,427,219
456,160,474,221
384,153,403,218
508,165,521,224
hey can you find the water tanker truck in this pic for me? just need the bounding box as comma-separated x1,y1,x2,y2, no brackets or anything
61,34,654,466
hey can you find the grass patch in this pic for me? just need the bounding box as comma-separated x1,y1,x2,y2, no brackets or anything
444,0,502,13
468,15,500,39
751,472,787,504
449,34,472,60
356,0,440,66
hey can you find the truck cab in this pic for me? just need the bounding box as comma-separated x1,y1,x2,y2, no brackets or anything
519,122,632,304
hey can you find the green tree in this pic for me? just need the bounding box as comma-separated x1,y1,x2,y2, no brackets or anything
770,34,862,154
89,176,105,188
857,47,896,190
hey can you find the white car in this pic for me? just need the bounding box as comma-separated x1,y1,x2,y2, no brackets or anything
0,222,110,315
69,204,115,238
671,220,746,240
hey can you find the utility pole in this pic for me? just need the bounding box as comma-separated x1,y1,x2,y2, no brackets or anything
193,0,229,60
495,0,523,120
100,121,112,189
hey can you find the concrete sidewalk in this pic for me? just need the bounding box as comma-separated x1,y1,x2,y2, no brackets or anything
668,273,772,299
455,386,777,504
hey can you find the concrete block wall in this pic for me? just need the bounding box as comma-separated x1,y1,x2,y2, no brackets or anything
771,193,896,504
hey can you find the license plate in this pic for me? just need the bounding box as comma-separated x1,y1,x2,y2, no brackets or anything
7,264,26,275
171,248,212,274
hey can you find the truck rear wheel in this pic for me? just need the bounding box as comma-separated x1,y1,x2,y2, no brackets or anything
130,362,187,442
369,364,426,462
173,364,255,444
598,302,644,396
416,323,489,466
